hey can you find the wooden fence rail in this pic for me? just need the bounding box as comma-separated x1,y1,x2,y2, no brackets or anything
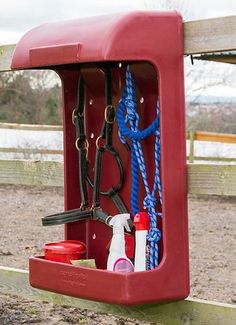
1,123,236,162
187,130,236,163
0,266,235,325
187,131,236,143
0,122,62,131
1,121,236,142
0,159,236,196
0,147,62,155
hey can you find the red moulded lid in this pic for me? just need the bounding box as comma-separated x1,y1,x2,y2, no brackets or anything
133,212,150,231
43,240,86,255
11,11,182,70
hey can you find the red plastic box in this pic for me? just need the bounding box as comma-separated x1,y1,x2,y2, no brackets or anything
11,11,189,305
44,240,86,264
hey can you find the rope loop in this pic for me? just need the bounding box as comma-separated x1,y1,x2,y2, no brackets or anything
143,194,158,209
147,228,162,243
117,99,159,141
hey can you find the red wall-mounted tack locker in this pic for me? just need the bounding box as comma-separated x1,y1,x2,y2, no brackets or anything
11,11,189,305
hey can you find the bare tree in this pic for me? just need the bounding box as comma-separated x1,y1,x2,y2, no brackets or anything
143,0,192,19
0,70,61,124
142,0,236,134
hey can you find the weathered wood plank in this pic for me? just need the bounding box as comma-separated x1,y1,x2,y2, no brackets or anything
0,147,63,155
184,15,236,55
0,122,63,131
2,123,235,144
2,123,236,143
188,164,236,196
186,131,236,144
0,266,235,325
194,131,236,144
0,160,236,196
0,44,15,72
0,159,63,187
187,156,236,163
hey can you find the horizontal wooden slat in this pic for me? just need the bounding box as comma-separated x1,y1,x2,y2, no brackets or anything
1,123,235,144
0,159,63,187
3,150,234,160
0,266,235,325
0,147,63,155
188,164,236,196
184,15,236,55
0,160,236,196
187,156,236,163
193,131,236,144
0,122,63,131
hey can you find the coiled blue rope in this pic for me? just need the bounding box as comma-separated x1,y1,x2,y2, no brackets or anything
117,66,162,269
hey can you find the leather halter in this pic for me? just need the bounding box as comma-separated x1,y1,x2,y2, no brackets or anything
42,68,133,230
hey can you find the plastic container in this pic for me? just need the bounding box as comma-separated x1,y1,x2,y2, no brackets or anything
107,213,134,272
133,212,150,271
13,11,189,305
44,240,86,264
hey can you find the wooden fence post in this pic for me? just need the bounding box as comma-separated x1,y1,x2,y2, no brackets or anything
189,131,195,163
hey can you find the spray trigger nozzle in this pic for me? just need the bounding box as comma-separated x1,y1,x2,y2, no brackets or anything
125,222,131,232
109,213,132,233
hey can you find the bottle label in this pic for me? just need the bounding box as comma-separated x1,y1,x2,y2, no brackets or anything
113,258,134,272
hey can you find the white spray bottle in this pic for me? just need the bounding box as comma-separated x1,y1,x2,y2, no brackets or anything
107,213,134,272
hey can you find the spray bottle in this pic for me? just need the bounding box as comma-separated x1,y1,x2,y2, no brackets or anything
133,212,150,272
107,213,134,272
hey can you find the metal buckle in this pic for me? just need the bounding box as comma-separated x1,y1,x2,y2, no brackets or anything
72,109,77,125
75,138,89,152
72,109,84,125
104,105,116,124
95,135,106,149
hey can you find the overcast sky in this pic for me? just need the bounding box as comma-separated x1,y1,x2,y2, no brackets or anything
1,0,236,98
1,0,236,44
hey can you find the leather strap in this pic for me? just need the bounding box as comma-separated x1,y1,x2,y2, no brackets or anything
90,69,126,211
42,68,131,228
73,77,89,209
92,147,104,208
42,208,91,226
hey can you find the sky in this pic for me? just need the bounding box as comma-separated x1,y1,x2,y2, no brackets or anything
1,0,236,98
1,0,236,44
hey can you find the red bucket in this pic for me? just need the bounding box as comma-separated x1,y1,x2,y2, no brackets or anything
44,240,86,264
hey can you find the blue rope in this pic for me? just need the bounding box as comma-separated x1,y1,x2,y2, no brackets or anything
117,66,162,269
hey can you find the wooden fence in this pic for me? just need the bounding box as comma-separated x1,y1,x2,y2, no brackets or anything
187,130,236,163
1,14,236,325
0,123,236,195
0,158,236,196
0,266,235,325
1,122,236,163
0,122,63,157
